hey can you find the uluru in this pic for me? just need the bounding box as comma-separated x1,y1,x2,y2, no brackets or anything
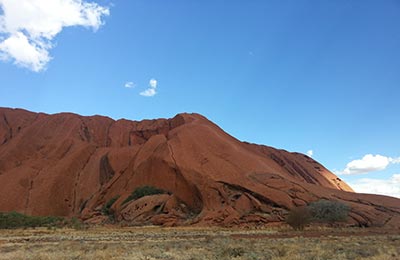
0,107,399,228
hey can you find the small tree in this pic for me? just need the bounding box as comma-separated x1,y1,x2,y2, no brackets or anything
309,199,350,223
285,206,312,230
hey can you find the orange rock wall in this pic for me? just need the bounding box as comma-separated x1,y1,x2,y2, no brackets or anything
0,107,399,228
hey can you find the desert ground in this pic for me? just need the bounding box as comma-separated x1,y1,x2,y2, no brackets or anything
0,226,399,260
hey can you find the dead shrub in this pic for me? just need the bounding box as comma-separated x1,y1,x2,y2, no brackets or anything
285,206,312,230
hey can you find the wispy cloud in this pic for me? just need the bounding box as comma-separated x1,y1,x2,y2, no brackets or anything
306,150,313,157
0,0,109,72
140,78,157,97
349,174,400,198
336,154,400,175
391,157,400,164
139,88,156,97
124,81,135,88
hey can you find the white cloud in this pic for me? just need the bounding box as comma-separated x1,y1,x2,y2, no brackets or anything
124,81,135,88
139,88,156,97
140,78,157,97
390,157,400,164
350,174,400,198
149,78,157,88
0,32,50,71
0,0,109,72
337,154,400,175
306,150,313,157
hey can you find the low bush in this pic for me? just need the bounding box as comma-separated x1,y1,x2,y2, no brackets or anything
286,199,351,230
0,211,65,229
69,217,87,230
122,186,166,205
224,247,245,257
285,206,312,230
102,195,120,216
309,199,350,223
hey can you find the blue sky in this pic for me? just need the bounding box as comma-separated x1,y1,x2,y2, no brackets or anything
1,0,400,197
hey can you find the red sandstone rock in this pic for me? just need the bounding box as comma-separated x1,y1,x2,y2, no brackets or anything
0,107,399,228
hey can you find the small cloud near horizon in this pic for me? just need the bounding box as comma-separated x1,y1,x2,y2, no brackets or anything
306,150,313,157
336,154,400,175
0,0,109,72
140,78,157,97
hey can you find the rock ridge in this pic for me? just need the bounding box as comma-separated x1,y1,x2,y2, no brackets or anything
0,107,399,228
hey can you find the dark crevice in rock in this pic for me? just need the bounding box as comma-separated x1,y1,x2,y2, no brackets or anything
349,210,372,227
168,114,186,130
248,172,317,203
24,180,34,213
288,160,320,185
167,142,179,191
79,198,89,213
383,216,393,226
332,195,400,214
24,169,43,213
2,114,12,144
57,140,74,160
79,119,91,142
217,181,283,209
105,121,114,147
269,151,321,185
270,153,286,167
102,160,133,198
72,147,96,213
167,140,203,214
99,153,115,185
121,143,153,192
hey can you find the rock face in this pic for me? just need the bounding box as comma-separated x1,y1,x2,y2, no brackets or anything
0,107,399,228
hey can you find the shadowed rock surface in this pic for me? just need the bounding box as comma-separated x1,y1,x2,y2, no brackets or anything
0,107,399,228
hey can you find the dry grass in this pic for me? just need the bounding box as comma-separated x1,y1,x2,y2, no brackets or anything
0,226,399,260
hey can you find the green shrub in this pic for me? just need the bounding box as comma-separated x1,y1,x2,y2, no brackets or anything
286,200,350,230
285,206,312,230
69,217,86,230
102,195,120,216
309,199,350,223
122,186,166,205
0,211,64,229
220,247,245,257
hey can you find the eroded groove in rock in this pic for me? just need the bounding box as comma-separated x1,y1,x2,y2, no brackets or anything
99,154,115,185
72,147,96,213
2,114,12,144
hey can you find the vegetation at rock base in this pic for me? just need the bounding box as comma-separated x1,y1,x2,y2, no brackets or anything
285,206,312,231
286,200,350,230
309,199,350,223
0,211,65,229
122,186,166,205
69,217,87,230
102,195,120,217
0,212,88,230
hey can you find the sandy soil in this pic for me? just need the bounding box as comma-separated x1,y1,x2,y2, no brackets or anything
0,226,399,260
